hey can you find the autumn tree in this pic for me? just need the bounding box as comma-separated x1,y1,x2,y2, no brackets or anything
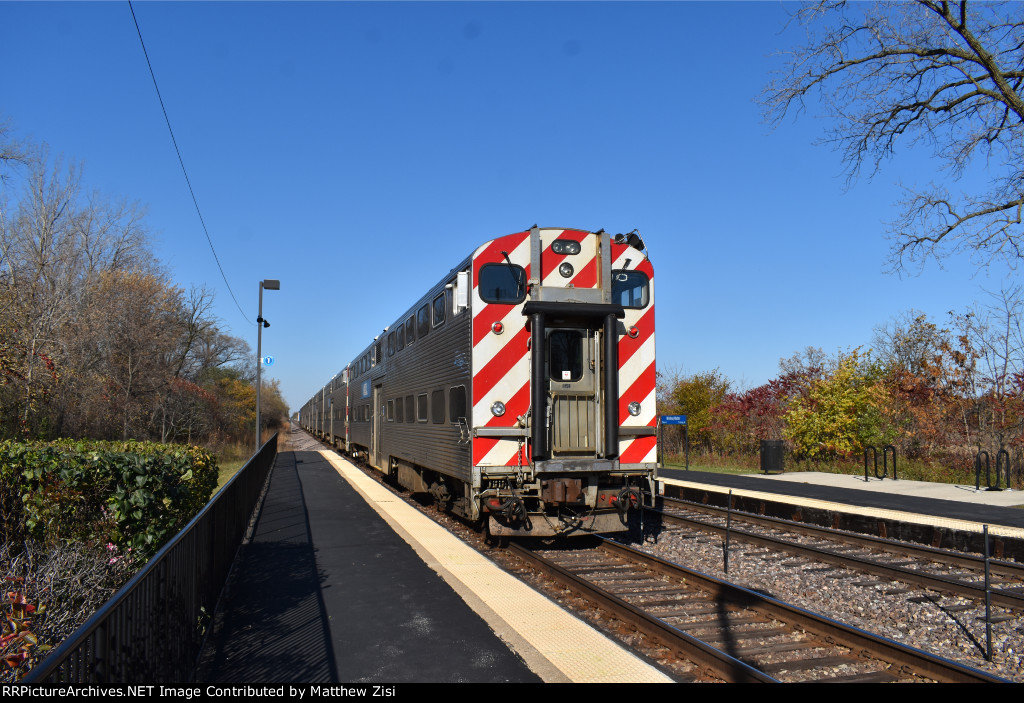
784,349,894,459
0,121,285,447
663,369,731,452
763,1,1024,271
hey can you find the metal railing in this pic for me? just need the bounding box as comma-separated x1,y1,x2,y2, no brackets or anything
25,433,279,683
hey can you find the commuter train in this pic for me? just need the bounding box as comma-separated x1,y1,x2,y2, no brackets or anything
301,226,656,537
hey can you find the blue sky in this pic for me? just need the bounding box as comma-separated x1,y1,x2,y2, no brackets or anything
2,1,1011,412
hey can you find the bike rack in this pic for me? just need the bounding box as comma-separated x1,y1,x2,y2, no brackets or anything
975,449,994,491
864,445,878,481
864,445,898,480
883,444,898,480
995,448,1011,493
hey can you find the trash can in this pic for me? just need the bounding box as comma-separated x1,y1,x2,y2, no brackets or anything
760,440,785,474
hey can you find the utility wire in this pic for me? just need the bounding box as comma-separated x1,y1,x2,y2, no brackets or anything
128,1,251,324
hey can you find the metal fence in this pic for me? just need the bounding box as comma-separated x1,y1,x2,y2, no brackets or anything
25,433,279,683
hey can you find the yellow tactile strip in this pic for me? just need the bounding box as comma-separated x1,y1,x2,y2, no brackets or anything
661,476,1024,540
319,451,673,684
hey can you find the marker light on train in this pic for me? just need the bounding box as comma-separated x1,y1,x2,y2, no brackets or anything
492,321,504,335
558,262,574,278
628,402,642,416
627,326,639,338
491,401,506,417
552,239,581,255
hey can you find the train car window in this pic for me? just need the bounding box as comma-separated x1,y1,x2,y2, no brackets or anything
397,324,405,352
395,397,404,423
417,304,430,338
479,263,527,304
387,332,395,357
387,400,394,422
405,316,415,346
549,331,584,381
417,393,428,422
431,390,445,424
449,386,467,424
611,270,650,309
405,395,414,423
432,293,446,328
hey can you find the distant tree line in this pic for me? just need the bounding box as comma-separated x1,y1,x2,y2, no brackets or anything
0,122,287,448
660,289,1024,474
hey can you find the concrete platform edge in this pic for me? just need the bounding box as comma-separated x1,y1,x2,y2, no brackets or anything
319,450,673,684
660,475,1024,560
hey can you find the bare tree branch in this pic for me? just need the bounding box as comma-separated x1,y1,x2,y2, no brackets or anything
762,0,1024,271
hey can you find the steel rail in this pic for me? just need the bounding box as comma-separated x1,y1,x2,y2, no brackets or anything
597,538,1007,683
662,495,1024,578
507,541,778,682
653,499,1024,611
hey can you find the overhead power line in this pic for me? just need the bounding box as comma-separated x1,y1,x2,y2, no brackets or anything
128,1,251,324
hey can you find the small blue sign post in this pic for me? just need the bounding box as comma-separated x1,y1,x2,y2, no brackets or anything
659,415,689,470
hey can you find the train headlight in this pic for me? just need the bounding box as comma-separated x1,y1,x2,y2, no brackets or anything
558,262,574,278
628,402,642,416
491,401,506,417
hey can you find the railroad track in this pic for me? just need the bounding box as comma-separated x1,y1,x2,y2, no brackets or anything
646,496,1024,611
510,538,1008,682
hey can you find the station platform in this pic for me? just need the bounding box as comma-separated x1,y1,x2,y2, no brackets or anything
197,443,673,684
658,468,1024,554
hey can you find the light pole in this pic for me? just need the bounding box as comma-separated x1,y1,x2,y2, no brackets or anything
256,279,280,451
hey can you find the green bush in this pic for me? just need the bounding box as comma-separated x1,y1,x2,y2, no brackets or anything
0,440,217,556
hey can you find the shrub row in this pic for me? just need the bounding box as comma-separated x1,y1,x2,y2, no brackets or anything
0,440,218,556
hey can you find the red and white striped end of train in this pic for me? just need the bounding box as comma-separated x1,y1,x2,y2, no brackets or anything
301,226,656,537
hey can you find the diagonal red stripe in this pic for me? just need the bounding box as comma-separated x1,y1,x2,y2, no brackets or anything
474,303,522,346
473,326,531,405
484,380,531,426
619,361,656,421
618,305,655,368
473,437,498,465
620,436,656,463
568,256,597,289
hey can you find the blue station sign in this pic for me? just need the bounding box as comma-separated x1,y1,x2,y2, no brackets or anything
661,415,687,425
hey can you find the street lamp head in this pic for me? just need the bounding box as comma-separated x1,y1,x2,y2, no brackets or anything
262,279,281,291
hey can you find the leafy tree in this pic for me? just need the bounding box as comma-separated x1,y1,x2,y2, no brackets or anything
764,1,1024,271
664,369,731,451
709,374,803,454
0,120,283,448
784,349,894,458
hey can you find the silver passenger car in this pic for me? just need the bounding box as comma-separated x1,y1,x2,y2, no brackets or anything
302,227,656,537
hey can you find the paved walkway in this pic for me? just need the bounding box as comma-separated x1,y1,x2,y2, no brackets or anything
197,439,673,683
196,449,540,683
